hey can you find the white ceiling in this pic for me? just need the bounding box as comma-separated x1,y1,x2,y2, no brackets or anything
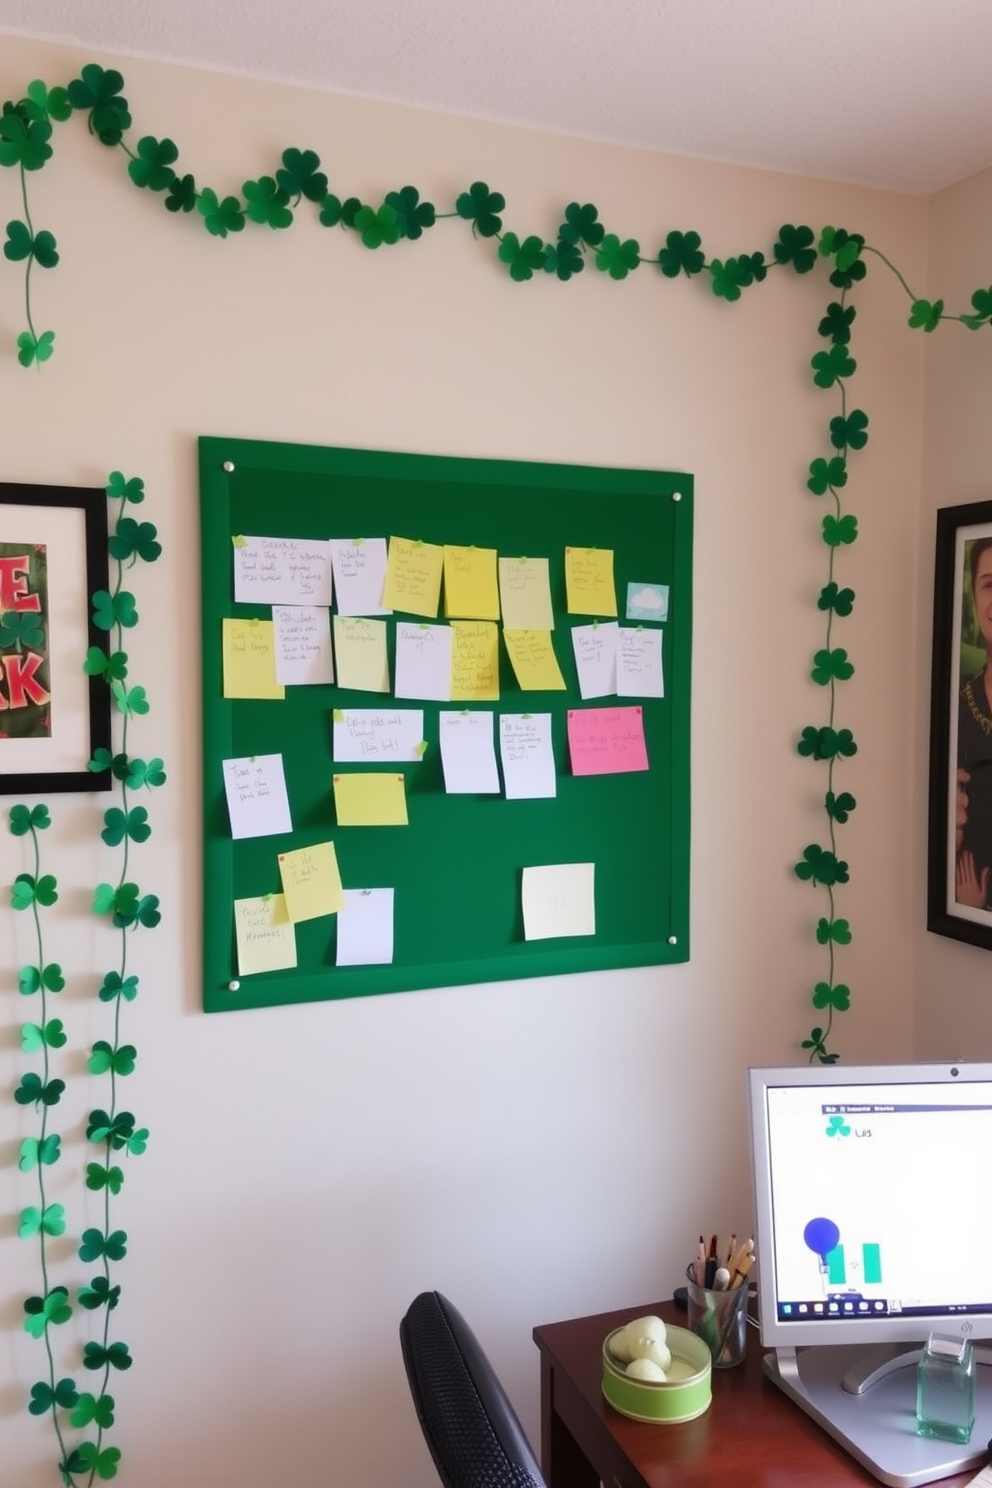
1,0,991,195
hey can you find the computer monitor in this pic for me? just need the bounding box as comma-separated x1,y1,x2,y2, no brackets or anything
747,1062,992,1487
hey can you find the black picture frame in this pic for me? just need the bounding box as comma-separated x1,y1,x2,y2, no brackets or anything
928,499,992,948
0,482,111,795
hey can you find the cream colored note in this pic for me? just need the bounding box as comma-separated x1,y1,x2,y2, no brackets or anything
450,620,500,701
502,630,566,691
521,863,596,940
333,616,390,693
222,619,285,699
498,557,554,631
564,547,617,617
277,841,345,921
382,535,444,618
333,772,409,826
443,545,500,620
617,626,664,698
234,894,297,974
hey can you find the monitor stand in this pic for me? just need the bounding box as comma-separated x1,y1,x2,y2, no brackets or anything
764,1345,992,1487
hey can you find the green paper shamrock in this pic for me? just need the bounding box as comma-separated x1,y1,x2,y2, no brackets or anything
793,844,849,887
708,256,746,301
797,725,857,759
19,961,64,994
28,1377,78,1416
829,410,869,451
99,972,140,1003
806,456,847,495
909,297,945,333
84,646,129,681
340,196,363,227
277,147,327,203
0,608,45,651
818,302,856,345
106,471,145,504
811,344,857,388
497,231,546,282
86,1162,125,1194
83,1340,132,1372
559,202,604,249
66,1442,123,1480
818,582,855,616
101,805,151,846
16,329,55,367
12,872,59,909
455,181,505,238
111,682,151,717
9,802,51,835
127,134,178,191
828,243,867,291
773,223,816,274
802,1028,839,1066
79,1228,128,1264
23,1287,72,1337
19,1202,67,1238
352,202,400,249
813,981,851,1012
961,286,992,329
825,790,857,822
0,102,53,170
822,513,859,547
318,192,344,227
125,1126,149,1156
87,1108,135,1145
817,917,853,945
165,172,197,213
384,186,436,240
657,229,705,278
70,1390,116,1426
66,64,131,144
25,79,73,123
19,1134,61,1170
92,589,138,630
196,187,246,238
243,176,293,229
21,1017,67,1051
545,239,584,281
735,251,767,286
109,516,162,563
15,1072,64,1106
3,220,59,268
596,234,640,281
88,1040,138,1077
126,755,166,788
811,648,855,684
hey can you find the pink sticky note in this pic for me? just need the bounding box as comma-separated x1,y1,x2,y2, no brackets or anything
567,705,649,776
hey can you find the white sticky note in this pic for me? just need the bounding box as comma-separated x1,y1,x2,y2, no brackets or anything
222,754,292,839
232,535,332,606
336,888,395,966
332,708,425,764
272,605,333,686
395,622,453,702
438,711,500,794
522,863,595,940
499,714,556,800
617,627,664,698
329,538,391,616
570,622,618,700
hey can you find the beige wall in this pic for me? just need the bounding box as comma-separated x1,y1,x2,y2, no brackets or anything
0,35,930,1488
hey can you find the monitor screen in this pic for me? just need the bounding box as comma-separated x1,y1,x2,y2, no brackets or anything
748,1062,992,1350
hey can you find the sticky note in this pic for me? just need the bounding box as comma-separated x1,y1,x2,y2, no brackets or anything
273,605,334,686
502,630,566,691
333,616,390,693
567,705,649,776
382,535,444,618
626,581,669,623
336,888,395,966
438,711,500,794
564,547,617,617
277,841,345,921
333,772,408,826
222,754,292,839
232,535,332,606
332,708,425,763
443,544,500,620
329,537,391,616
498,556,554,631
499,714,556,800
570,621,619,700
450,620,499,701
617,627,664,698
222,619,284,700
234,894,297,974
395,621,453,701
522,863,595,940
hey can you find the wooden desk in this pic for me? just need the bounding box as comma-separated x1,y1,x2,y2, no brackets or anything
533,1300,976,1488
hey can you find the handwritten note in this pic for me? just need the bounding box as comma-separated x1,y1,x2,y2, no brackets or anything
502,630,566,691
499,714,556,799
222,754,293,839
439,711,501,794
382,535,444,618
336,888,395,966
570,621,618,700
617,627,664,698
222,619,285,699
567,705,649,776
498,556,554,631
443,544,500,620
394,621,453,702
564,547,617,617
329,537,391,616
234,894,297,975
521,863,595,940
332,616,390,693
333,773,408,826
272,605,333,686
277,841,345,921
232,535,332,606
333,708,425,763
450,621,500,701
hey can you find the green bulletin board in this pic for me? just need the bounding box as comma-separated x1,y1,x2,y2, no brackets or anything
199,436,692,1013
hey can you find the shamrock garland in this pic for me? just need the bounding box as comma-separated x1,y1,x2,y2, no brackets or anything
9,469,163,1485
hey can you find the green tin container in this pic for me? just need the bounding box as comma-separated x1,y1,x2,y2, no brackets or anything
602,1324,712,1423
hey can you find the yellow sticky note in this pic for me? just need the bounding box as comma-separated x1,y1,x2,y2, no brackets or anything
450,620,500,701
498,556,554,630
234,894,297,975
333,616,390,693
443,545,500,620
333,772,408,826
502,630,567,690
222,619,285,699
564,547,617,617
382,535,444,618
277,841,345,922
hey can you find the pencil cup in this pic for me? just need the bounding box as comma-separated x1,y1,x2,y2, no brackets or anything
685,1265,749,1369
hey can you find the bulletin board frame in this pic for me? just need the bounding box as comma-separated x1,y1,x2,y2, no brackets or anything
199,435,692,1013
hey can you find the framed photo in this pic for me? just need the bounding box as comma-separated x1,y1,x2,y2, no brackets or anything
0,482,111,794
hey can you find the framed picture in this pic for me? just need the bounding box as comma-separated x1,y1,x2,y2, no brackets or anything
0,482,111,794
928,499,992,948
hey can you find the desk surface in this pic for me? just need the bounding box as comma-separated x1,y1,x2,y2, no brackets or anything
533,1299,978,1488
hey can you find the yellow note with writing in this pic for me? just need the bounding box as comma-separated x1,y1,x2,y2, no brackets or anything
277,841,345,921
564,547,617,617
443,545,500,620
234,894,297,974
502,630,567,690
333,772,408,826
382,535,444,618
333,616,390,693
498,556,554,630
450,620,500,701
222,619,285,699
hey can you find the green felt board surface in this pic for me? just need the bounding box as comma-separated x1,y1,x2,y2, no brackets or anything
199,436,692,1013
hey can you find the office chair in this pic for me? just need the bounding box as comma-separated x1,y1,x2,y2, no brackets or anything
400,1290,547,1488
